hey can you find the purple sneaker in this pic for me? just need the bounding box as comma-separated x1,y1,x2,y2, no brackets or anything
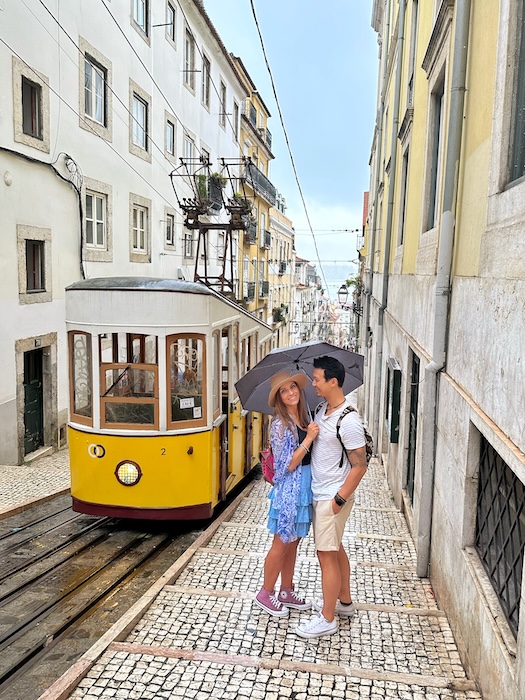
278,587,311,610
254,588,289,617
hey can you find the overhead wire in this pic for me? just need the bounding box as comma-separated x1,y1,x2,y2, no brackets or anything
246,0,332,302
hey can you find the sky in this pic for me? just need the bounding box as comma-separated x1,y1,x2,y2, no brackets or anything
204,0,379,279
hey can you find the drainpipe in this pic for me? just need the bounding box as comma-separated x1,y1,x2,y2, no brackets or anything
364,0,391,431
373,0,406,446
417,0,472,577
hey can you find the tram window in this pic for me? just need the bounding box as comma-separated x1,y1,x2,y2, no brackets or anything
99,333,157,364
212,332,220,418
232,323,239,387
69,331,93,425
167,334,206,427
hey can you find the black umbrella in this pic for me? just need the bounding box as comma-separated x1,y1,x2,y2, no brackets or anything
235,340,364,414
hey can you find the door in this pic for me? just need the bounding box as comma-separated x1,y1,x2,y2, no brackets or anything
24,348,44,455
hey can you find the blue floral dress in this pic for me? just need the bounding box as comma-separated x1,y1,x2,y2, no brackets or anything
267,417,313,543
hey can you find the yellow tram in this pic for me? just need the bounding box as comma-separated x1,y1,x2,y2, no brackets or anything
66,277,272,519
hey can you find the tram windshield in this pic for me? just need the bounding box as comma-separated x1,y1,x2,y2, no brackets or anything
167,334,206,427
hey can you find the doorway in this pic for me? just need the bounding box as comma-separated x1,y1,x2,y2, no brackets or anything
24,348,44,455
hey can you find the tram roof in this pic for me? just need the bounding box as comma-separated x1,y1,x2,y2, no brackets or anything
66,277,272,330
67,277,212,294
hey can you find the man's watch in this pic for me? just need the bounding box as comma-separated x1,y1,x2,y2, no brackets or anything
334,492,346,507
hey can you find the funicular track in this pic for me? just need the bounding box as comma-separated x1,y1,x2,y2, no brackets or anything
0,494,206,700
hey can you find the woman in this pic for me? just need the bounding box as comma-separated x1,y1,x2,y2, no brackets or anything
254,370,319,617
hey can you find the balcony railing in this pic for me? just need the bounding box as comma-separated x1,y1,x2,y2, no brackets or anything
259,280,269,298
258,126,272,151
260,229,271,249
244,281,256,301
243,221,257,245
278,261,287,275
243,162,277,206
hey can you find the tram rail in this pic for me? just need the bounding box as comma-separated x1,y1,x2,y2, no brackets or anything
0,494,203,699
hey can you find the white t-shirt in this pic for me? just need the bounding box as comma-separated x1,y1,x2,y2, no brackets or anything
311,399,366,501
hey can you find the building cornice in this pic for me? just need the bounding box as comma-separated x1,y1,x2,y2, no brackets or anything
422,0,454,76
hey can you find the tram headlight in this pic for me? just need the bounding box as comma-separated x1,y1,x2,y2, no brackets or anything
115,460,142,486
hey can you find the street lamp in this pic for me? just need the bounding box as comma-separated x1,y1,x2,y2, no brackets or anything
337,284,348,306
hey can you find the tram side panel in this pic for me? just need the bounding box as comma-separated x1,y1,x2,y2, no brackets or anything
69,427,217,519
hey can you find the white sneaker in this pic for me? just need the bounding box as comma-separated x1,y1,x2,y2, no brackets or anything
293,612,338,639
312,598,356,617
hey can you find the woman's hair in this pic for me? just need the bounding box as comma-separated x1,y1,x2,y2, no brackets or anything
273,382,309,434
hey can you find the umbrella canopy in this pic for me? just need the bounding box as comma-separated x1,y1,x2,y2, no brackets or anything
235,340,364,415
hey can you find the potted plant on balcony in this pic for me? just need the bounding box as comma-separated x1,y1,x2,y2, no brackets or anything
272,307,284,323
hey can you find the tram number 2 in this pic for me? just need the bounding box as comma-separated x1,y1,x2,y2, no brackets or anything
88,444,106,459
161,448,166,455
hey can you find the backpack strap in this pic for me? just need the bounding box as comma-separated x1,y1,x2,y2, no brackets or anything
313,401,326,417
335,405,356,468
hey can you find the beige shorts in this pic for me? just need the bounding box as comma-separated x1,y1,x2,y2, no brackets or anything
312,497,355,551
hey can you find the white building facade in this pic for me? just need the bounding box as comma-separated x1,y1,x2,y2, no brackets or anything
0,0,247,464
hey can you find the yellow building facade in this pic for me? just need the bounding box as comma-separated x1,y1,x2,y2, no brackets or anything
363,2,525,698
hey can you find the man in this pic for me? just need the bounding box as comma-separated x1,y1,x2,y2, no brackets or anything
293,355,367,639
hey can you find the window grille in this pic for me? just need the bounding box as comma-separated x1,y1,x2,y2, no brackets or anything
475,435,525,639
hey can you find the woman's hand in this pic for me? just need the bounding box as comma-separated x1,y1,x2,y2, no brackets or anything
306,422,319,441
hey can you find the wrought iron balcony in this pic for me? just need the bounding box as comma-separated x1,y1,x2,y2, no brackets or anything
259,280,269,298
243,221,257,245
278,261,287,275
243,162,277,206
260,229,271,249
258,126,272,151
244,281,256,301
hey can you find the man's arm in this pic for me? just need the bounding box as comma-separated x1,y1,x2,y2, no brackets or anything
333,445,367,508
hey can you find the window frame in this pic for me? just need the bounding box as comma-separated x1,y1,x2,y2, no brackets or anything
79,39,113,140
184,27,196,91
17,224,52,304
166,333,207,429
129,80,152,162
201,53,211,109
85,190,107,250
68,331,93,427
129,193,151,262
12,56,50,153
84,56,106,126
166,1,176,45
132,0,150,39
219,80,227,128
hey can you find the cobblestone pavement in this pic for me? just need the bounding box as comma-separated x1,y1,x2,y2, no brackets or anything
38,461,482,700
0,449,70,517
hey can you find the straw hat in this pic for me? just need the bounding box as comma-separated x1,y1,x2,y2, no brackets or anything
268,370,309,407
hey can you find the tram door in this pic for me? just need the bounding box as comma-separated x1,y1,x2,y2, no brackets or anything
23,349,44,455
219,328,230,499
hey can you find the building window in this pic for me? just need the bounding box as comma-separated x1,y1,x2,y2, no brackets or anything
184,28,195,90
220,81,226,127
26,240,45,292
85,191,107,249
84,57,106,125
476,435,525,639
166,2,176,43
166,118,175,156
132,205,147,252
398,147,410,245
132,93,148,150
407,0,419,108
166,213,175,246
426,78,445,231
183,231,194,258
202,55,211,108
233,100,239,141
183,133,195,172
510,5,525,182
133,0,148,35
17,225,52,303
22,77,42,139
